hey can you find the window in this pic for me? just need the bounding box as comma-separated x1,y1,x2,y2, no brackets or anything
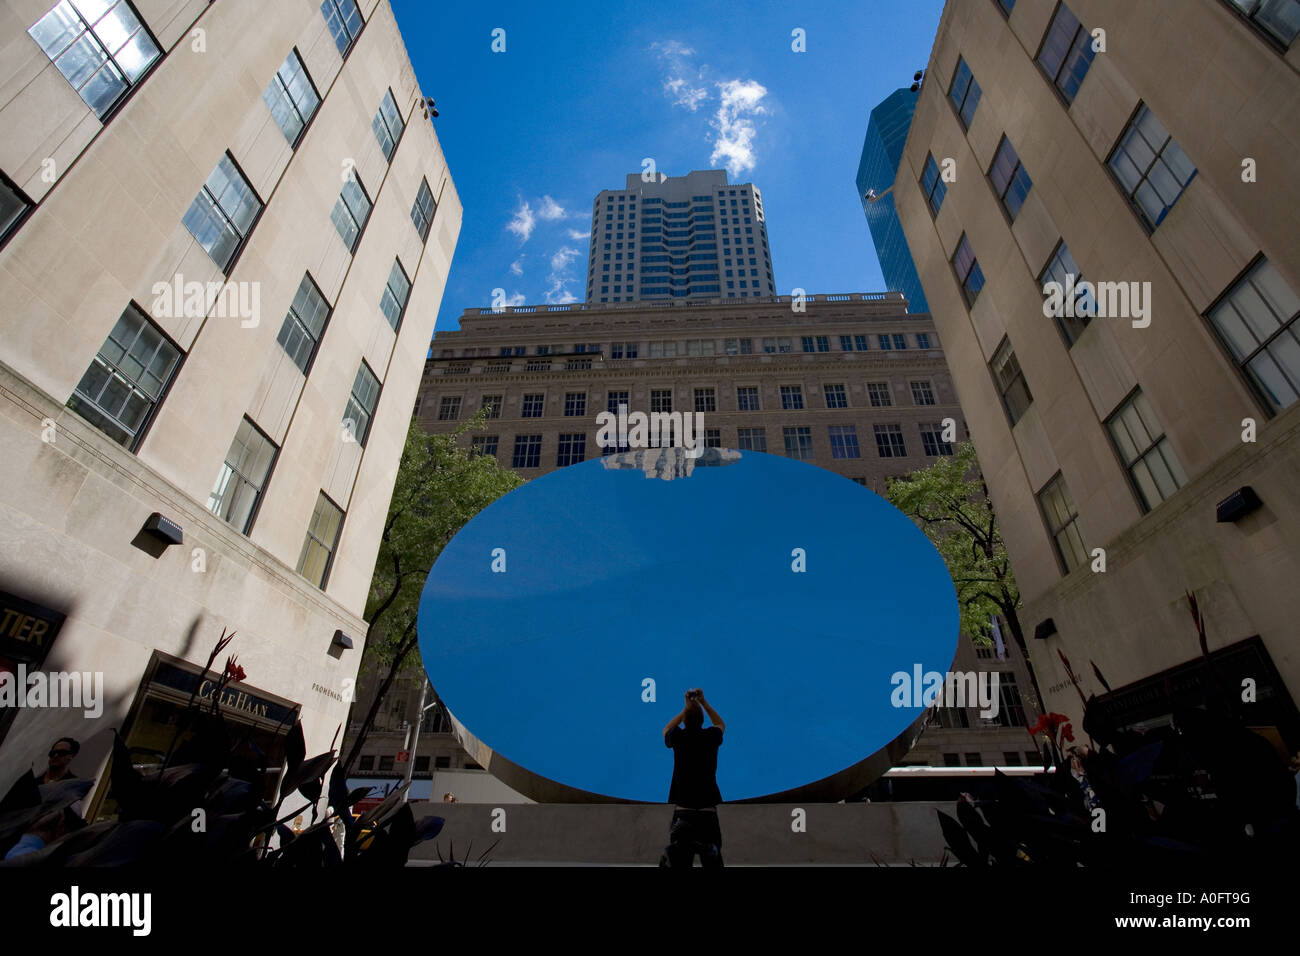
263,50,319,146
763,337,792,353
437,396,460,421
69,303,181,449
331,169,372,252
557,433,586,466
1040,241,1094,347
824,384,848,408
874,424,907,458
372,89,404,162
867,383,892,407
651,390,672,413
947,56,982,129
1039,472,1087,573
892,334,907,350
685,339,715,356
780,385,803,410
802,336,816,353
921,153,947,217
359,755,374,771
343,362,381,445
783,426,813,460
512,434,541,468
0,174,32,247
911,381,936,405
1036,2,1096,104
207,417,277,533
736,386,760,411
480,395,502,418
1107,390,1187,511
649,341,678,358
1107,104,1197,232
28,0,161,119
694,388,716,413
737,427,766,452
997,0,1016,14
1207,258,1300,414
521,393,544,418
1224,0,1300,46
411,178,436,241
854,335,869,351
917,333,932,349
379,259,411,331
989,136,1033,220
951,234,985,308
276,274,330,374
991,338,1032,425
704,428,721,448
470,434,498,458
320,0,363,57
607,391,630,414
965,753,984,767
182,154,262,273
296,492,343,588
920,424,954,457
414,755,430,773
828,425,860,459
611,342,639,359
564,392,586,417
725,338,753,355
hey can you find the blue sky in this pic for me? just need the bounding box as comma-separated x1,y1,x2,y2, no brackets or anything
389,0,947,333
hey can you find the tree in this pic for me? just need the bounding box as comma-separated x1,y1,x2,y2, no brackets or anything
885,441,1042,714
341,411,523,774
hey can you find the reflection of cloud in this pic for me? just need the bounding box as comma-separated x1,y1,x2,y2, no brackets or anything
601,445,742,480
509,257,523,276
710,79,768,176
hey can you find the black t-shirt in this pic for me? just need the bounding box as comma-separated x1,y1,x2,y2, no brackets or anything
665,725,723,808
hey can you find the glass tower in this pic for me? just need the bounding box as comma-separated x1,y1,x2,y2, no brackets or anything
856,89,929,313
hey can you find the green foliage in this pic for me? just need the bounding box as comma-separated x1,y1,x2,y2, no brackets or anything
362,410,523,670
885,442,1019,644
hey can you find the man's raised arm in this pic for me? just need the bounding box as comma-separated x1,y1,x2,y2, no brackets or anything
697,691,724,735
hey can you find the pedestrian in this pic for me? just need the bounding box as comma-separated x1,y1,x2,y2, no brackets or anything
38,738,79,785
659,688,725,867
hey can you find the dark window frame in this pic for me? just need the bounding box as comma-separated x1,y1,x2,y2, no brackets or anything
68,300,186,453
320,0,366,59
297,490,345,590
276,271,332,377
262,47,322,149
988,134,1033,222
1216,0,1300,52
1104,101,1198,235
183,150,266,276
1033,1,1097,107
208,414,280,535
947,55,982,131
0,169,35,252
332,167,373,253
344,359,382,447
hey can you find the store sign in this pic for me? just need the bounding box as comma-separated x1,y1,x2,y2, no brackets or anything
0,590,65,666
150,660,298,725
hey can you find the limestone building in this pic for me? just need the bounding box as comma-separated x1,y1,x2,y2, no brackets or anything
891,0,1300,745
0,0,460,812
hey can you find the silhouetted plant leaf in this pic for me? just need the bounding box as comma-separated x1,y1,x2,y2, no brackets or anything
937,810,985,867
414,815,444,842
278,752,335,804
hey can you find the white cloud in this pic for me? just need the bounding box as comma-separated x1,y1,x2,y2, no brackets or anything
537,195,568,220
503,291,526,307
506,201,536,242
509,257,524,276
710,79,768,177
653,41,709,111
544,278,577,305
550,246,580,272
567,228,590,241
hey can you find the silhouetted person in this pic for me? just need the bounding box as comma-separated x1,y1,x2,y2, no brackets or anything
659,689,724,867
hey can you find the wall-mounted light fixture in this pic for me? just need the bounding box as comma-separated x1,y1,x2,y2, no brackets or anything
1216,486,1262,523
142,512,183,547
332,629,354,651
1033,618,1057,640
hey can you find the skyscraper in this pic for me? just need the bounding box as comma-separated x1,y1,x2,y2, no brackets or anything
0,0,460,812
892,0,1300,742
585,169,775,304
857,89,929,313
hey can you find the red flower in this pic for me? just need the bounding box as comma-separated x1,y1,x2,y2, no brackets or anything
224,656,247,683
